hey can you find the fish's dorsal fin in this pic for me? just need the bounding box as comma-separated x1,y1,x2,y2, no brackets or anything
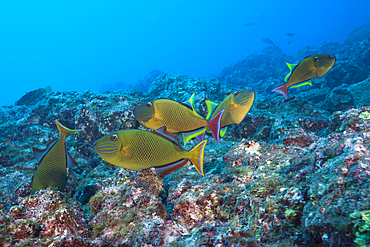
32,138,59,163
183,93,195,108
205,100,219,120
154,126,182,149
285,62,298,82
66,151,78,168
178,101,194,111
183,93,203,118
155,159,189,178
56,119,82,138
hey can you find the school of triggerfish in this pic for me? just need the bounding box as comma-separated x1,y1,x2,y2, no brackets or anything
30,53,336,193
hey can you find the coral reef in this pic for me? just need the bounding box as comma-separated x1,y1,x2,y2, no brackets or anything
0,20,370,246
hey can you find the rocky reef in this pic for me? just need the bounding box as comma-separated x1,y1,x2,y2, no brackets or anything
0,21,370,246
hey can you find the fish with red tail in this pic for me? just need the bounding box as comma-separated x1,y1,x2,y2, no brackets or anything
134,97,224,145
272,54,336,99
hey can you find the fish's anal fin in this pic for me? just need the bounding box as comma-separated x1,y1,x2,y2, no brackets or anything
182,127,207,146
290,80,312,88
154,126,181,149
32,138,59,163
195,131,206,142
155,159,189,178
66,151,78,168
220,127,228,138
272,85,288,99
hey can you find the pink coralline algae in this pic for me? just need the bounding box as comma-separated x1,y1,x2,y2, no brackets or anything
6,188,89,246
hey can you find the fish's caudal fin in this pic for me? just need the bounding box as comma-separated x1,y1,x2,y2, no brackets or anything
56,119,82,138
207,109,225,145
188,140,207,176
272,85,288,99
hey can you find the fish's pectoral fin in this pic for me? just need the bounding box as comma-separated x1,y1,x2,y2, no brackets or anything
228,103,237,111
155,159,190,178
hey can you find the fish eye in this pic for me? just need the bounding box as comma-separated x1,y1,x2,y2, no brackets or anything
111,134,119,141
314,57,320,62
146,102,152,107
234,91,239,97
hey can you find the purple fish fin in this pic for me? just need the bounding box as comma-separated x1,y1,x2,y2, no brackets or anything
155,159,189,178
66,151,78,168
195,131,206,142
207,109,225,145
272,84,288,99
32,138,58,163
154,126,181,149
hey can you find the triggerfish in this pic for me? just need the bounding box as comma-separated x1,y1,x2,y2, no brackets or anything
31,120,82,194
198,89,255,140
272,54,336,99
94,127,207,177
134,98,224,145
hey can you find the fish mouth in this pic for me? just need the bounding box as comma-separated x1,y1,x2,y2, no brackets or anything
95,143,118,157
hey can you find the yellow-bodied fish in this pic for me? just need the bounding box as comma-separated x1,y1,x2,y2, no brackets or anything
272,54,336,99
31,120,82,194
94,127,207,177
134,98,224,145
197,89,255,140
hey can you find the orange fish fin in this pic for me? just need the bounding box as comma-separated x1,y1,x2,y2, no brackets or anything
155,159,189,178
154,127,182,149
32,138,58,163
272,84,288,99
188,140,207,176
66,151,78,168
207,109,225,145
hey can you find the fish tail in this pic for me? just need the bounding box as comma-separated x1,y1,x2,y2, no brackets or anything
55,119,82,138
207,109,225,145
272,85,288,99
188,140,207,176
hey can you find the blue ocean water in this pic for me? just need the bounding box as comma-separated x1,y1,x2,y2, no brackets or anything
0,0,369,106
